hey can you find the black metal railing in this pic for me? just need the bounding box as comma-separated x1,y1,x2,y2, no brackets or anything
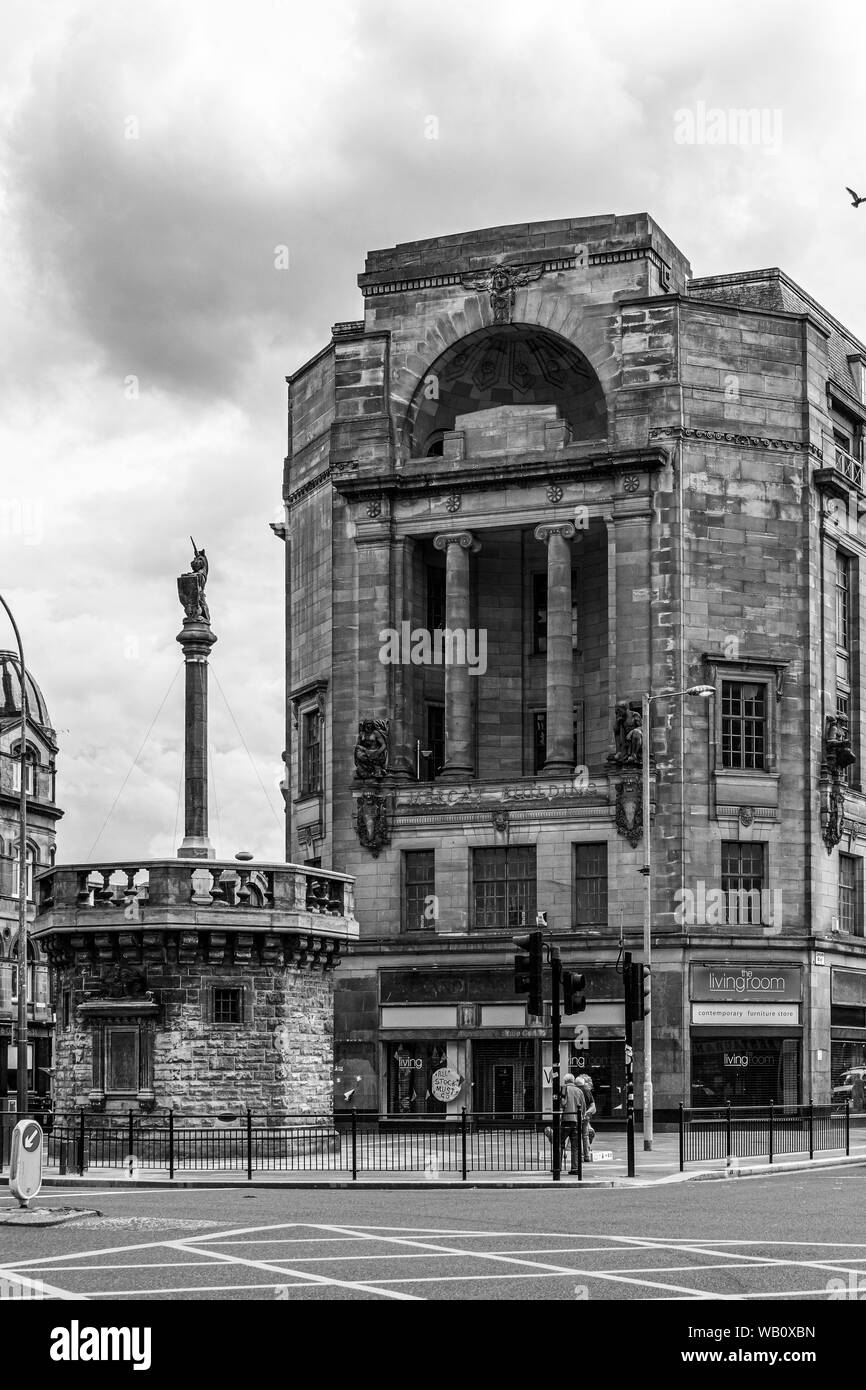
679,1101,851,1170
0,1109,583,1181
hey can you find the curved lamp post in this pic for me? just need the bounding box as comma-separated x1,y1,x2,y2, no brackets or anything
0,594,29,1117
641,683,714,1151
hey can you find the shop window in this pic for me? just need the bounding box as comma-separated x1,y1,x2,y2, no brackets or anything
387,1042,451,1115
574,843,608,926
334,1042,378,1111
532,572,579,654
472,846,536,931
301,710,321,796
721,681,766,769
839,855,863,936
720,842,765,924
831,1042,866,1110
213,988,242,1025
403,851,435,932
532,705,584,773
691,1037,800,1107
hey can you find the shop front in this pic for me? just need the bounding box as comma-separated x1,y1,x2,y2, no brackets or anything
689,963,803,1107
830,967,866,1111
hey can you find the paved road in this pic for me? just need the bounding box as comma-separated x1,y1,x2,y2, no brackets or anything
2,1164,866,1301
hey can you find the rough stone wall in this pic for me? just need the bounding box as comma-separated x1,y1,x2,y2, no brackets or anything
51,961,334,1116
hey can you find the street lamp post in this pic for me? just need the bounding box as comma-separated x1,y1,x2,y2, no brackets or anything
0,594,29,1118
641,683,714,1151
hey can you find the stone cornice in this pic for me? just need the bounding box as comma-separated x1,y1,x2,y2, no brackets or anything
358,242,671,298
333,446,668,504
286,462,357,510
649,425,820,457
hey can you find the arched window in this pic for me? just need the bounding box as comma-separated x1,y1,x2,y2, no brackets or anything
11,843,37,901
11,744,38,797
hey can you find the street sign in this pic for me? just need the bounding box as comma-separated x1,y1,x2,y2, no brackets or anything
9,1118,43,1206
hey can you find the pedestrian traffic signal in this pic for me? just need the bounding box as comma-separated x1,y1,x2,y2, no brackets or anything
562,970,586,1015
514,930,544,1017
624,960,651,1021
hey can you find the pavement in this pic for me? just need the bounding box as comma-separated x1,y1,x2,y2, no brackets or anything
3,1165,866,1301
10,1127,866,1189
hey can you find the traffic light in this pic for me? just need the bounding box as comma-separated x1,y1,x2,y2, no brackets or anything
514,930,544,1017
562,970,586,1015
624,961,651,1021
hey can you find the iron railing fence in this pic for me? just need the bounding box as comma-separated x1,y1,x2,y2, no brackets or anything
0,1109,578,1180
679,1102,851,1170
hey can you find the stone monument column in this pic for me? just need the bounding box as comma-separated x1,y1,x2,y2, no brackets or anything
433,530,481,780
176,541,217,859
534,521,576,775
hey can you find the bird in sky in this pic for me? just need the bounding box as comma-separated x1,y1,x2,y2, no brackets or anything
846,187,866,207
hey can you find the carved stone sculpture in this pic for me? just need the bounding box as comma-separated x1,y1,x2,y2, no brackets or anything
177,537,211,624
459,262,546,324
356,792,390,857
608,700,643,766
614,778,643,848
353,718,389,780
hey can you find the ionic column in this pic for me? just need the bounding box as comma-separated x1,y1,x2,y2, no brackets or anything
433,530,481,779
534,522,576,775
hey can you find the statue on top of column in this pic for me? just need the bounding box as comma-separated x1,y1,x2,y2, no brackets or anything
177,537,211,625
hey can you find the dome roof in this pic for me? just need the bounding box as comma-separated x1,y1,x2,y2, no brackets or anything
0,651,53,730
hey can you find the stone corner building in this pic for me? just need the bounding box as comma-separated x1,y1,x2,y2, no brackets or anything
277,211,866,1121
0,653,61,1106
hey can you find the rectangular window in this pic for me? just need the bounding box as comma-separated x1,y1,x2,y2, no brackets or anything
404,851,435,932
533,706,585,773
420,704,444,781
62,990,70,1029
720,842,765,924
533,572,579,654
426,565,446,634
838,553,852,653
473,846,536,931
106,1027,138,1093
721,681,766,770
301,709,321,796
839,855,862,937
574,843,608,926
213,987,242,1024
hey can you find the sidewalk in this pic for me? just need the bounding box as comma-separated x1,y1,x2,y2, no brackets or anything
23,1129,866,1190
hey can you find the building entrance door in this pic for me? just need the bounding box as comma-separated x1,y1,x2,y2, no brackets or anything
493,1065,514,1113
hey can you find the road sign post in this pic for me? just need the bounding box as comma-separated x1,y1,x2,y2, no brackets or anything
9,1118,43,1207
623,952,636,1178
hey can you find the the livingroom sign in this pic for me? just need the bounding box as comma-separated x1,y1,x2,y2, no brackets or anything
691,965,801,1001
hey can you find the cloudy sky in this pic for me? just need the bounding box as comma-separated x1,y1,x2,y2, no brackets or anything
2,0,864,864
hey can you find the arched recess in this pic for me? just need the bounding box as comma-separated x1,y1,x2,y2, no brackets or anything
404,324,607,458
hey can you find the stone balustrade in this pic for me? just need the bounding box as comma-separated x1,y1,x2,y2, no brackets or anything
35,858,357,941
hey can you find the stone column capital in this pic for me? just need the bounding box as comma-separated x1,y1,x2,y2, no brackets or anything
534,521,576,544
433,530,481,554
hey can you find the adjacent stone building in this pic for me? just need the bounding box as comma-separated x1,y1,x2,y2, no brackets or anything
0,653,60,1108
276,211,866,1122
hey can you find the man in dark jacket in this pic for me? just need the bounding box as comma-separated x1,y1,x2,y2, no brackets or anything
560,1073,586,1175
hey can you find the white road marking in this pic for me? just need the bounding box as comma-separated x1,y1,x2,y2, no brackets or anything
610,1234,866,1289
170,1239,423,1300
0,1269,83,1300
307,1224,719,1300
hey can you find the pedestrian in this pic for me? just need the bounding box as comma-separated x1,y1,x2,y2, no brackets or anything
559,1073,586,1175
853,1073,865,1113
576,1074,596,1162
